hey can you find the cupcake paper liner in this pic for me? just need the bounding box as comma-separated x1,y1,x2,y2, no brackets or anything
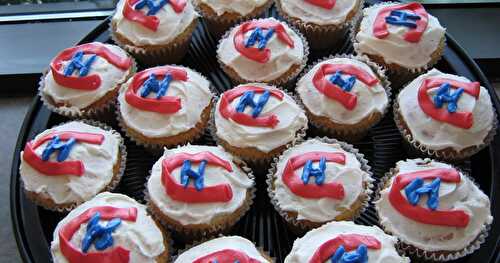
393,100,498,161
209,88,308,165
216,18,309,87
144,149,256,239
266,136,374,232
373,161,492,261
296,53,392,141
39,56,137,120
22,119,127,212
276,0,363,51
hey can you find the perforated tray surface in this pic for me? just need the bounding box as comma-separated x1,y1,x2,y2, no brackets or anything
10,4,500,263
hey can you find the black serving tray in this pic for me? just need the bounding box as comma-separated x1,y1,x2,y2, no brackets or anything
10,3,500,263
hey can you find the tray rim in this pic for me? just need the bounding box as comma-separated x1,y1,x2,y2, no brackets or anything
10,15,500,263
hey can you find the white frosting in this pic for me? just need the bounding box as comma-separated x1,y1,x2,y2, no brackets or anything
215,83,308,153
285,221,410,263
118,66,213,138
376,159,493,251
398,69,494,151
217,17,305,82
297,57,388,125
274,139,373,222
20,121,121,205
42,43,132,110
354,3,446,69
51,192,165,263
279,0,359,26
147,145,254,225
198,0,268,16
112,0,198,46
174,236,270,262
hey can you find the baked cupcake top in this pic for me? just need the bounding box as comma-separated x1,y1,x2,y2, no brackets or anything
197,0,268,16
285,221,410,263
297,57,389,125
174,236,271,262
272,139,373,223
42,42,133,110
376,158,492,251
112,0,198,46
397,68,494,151
50,192,166,263
118,65,213,138
278,0,360,26
20,121,122,205
215,83,307,153
354,2,445,69
217,17,305,82
147,145,254,225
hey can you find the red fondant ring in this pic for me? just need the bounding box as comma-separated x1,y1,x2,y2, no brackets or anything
59,206,137,263
373,2,429,43
193,249,262,263
310,234,381,263
122,0,187,31
388,168,470,227
283,151,346,200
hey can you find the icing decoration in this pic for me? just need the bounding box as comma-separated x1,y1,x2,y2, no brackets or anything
417,77,480,129
192,249,261,263
235,90,271,118
161,151,234,203
59,206,137,263
404,177,441,210
309,234,381,263
282,151,346,200
219,85,284,128
302,157,326,185
234,20,294,63
82,212,122,253
63,51,97,77
373,2,429,43
50,43,132,91
123,0,187,31
41,136,76,162
305,0,336,10
23,131,104,176
312,64,379,110
180,160,207,191
125,66,188,114
388,168,470,227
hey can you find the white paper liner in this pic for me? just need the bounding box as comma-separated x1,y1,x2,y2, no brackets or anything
373,159,492,261
114,65,216,151
171,234,275,262
21,119,127,212
275,0,363,50
144,147,256,238
216,18,310,87
209,87,308,165
296,53,392,141
266,136,374,232
393,99,498,161
39,53,137,119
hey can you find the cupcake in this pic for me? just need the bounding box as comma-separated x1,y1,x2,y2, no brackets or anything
40,42,135,118
353,2,446,84
117,65,214,149
146,145,255,237
268,138,373,232
285,221,410,262
19,121,126,211
174,236,272,262
217,17,308,86
50,192,169,263
297,55,390,141
375,158,493,260
395,68,496,161
111,0,198,65
213,83,308,163
194,0,272,37
276,0,362,50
